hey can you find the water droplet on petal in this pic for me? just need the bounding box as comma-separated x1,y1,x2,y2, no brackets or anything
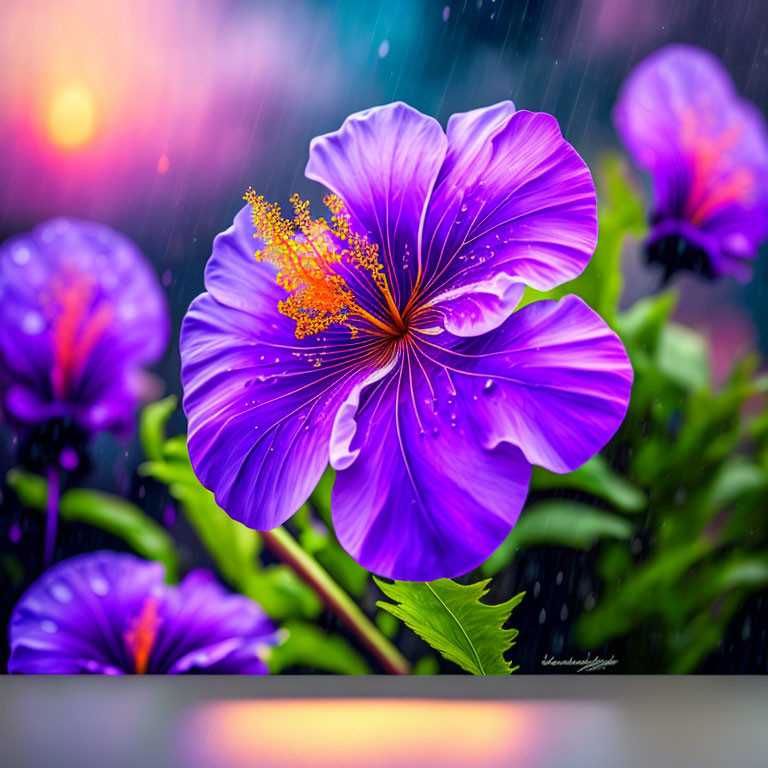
90,576,109,596
483,379,496,394
22,311,45,334
12,246,31,265
51,582,73,604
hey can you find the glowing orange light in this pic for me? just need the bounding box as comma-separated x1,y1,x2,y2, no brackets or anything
179,699,537,767
46,83,97,149
157,154,170,174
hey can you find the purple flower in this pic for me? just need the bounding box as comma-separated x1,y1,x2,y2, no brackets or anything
8,551,276,674
180,102,633,581
0,218,169,437
614,44,768,281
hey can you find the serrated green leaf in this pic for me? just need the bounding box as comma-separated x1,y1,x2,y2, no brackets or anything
265,620,370,674
6,469,179,580
375,577,524,675
482,500,634,576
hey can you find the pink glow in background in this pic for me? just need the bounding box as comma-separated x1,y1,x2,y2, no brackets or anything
0,0,343,223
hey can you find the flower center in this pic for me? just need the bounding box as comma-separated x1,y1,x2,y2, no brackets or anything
49,274,112,399
680,107,754,226
244,189,406,339
123,596,162,674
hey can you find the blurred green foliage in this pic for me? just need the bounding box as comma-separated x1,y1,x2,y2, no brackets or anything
493,155,768,672
135,396,371,674
7,468,179,580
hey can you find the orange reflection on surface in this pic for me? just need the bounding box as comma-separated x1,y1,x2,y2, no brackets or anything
179,699,541,768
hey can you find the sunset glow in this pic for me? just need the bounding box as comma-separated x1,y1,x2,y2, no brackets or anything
47,83,97,149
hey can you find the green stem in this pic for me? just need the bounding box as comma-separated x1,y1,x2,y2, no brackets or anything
261,527,410,675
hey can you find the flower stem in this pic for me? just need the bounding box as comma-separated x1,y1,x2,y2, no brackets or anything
43,465,60,567
261,527,410,675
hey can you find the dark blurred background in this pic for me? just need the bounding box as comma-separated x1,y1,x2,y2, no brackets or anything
1,0,767,673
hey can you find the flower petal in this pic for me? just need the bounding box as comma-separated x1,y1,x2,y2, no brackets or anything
614,44,768,276
8,551,163,674
181,209,376,530
423,295,633,473
152,570,274,674
420,107,597,335
0,218,169,432
305,102,448,307
330,356,531,581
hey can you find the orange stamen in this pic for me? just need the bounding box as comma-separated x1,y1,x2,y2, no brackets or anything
50,277,112,399
243,189,405,338
124,596,162,675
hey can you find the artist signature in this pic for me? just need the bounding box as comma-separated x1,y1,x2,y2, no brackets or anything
540,653,618,672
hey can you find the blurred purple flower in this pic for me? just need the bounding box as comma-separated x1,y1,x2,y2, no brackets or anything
8,551,276,674
614,44,768,281
0,218,169,437
180,102,633,581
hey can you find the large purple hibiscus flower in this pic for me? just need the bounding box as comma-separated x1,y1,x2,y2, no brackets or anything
8,551,276,674
0,218,169,437
614,44,768,281
181,102,633,581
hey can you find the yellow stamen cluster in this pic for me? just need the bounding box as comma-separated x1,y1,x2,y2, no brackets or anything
243,188,395,339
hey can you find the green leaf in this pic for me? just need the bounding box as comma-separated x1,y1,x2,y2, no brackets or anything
482,500,634,576
656,323,710,391
139,395,178,462
708,458,768,509
615,290,677,351
6,469,179,581
530,454,646,512
412,655,440,675
265,620,371,674
375,577,524,675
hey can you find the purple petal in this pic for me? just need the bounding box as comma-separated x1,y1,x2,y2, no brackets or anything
8,551,163,674
420,107,597,335
305,102,447,307
8,553,276,675
152,570,274,675
180,208,376,530
614,44,768,276
330,356,531,581
0,218,169,433
425,295,633,473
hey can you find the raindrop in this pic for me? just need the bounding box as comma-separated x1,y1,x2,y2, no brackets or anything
12,246,31,265
90,576,109,596
22,311,44,334
41,620,58,633
538,609,546,624
51,582,73,604
483,379,496,394
560,604,569,621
